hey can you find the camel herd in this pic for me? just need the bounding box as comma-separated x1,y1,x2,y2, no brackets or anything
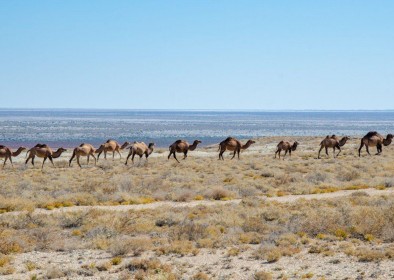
0,132,392,168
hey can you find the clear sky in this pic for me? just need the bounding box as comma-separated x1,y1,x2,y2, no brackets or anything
0,1,393,110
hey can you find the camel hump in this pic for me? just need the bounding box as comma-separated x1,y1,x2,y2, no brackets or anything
35,144,48,148
174,139,183,144
331,135,336,138
366,131,378,137
79,143,85,147
106,139,112,143
277,141,284,146
0,145,6,149
224,137,235,142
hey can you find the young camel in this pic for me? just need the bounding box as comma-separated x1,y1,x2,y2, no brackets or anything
275,141,298,159
69,143,97,168
0,146,26,167
96,140,130,161
318,135,350,159
358,131,393,157
168,140,202,163
125,142,155,165
26,145,67,169
218,137,255,160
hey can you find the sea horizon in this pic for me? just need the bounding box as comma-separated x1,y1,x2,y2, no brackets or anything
1,109,394,148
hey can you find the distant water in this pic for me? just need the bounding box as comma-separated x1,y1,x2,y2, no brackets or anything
1,109,394,148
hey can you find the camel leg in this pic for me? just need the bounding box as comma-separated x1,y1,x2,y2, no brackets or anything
132,153,136,164
376,144,382,155
69,153,75,167
283,150,288,160
104,151,107,159
112,151,115,160
274,149,278,158
91,154,97,165
3,157,7,167
32,156,35,166
9,156,13,168
318,146,323,159
231,150,236,160
42,157,47,169
325,147,329,157
125,151,132,165
289,149,292,158
219,150,224,160
365,145,371,156
183,151,188,160
97,151,102,161
333,147,336,158
173,152,180,163
87,155,90,165
77,156,82,168
49,156,54,167
358,142,364,157
117,149,122,159
336,146,342,157
237,148,240,159
278,150,281,159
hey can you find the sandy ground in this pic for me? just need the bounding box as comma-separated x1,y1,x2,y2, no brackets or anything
2,187,393,217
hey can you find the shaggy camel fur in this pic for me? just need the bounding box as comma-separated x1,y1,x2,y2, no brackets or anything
318,135,350,159
359,131,393,157
96,140,130,160
218,137,255,160
26,145,67,169
69,143,97,168
168,140,202,163
125,142,155,165
0,146,26,167
275,141,298,159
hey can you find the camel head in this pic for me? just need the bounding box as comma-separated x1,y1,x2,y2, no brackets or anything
56,148,67,153
193,140,202,145
246,140,256,145
120,142,131,150
292,141,299,151
383,134,394,146
148,143,155,149
95,144,105,153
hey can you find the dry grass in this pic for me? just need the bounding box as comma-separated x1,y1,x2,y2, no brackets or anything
1,136,394,278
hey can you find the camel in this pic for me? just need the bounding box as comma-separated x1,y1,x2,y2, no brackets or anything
125,142,155,165
318,135,350,159
0,146,26,167
26,145,67,168
218,137,255,160
275,141,298,159
168,140,202,163
96,140,130,160
358,131,393,157
69,143,97,168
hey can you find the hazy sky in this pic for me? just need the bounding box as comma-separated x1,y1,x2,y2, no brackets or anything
1,1,393,110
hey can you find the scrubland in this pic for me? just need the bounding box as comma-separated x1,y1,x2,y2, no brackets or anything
1,136,394,279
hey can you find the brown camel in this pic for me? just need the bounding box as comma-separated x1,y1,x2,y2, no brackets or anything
69,143,97,168
96,140,130,160
358,131,393,157
125,142,155,165
318,135,350,159
218,137,255,160
26,145,67,168
0,146,26,167
275,141,298,159
168,140,202,163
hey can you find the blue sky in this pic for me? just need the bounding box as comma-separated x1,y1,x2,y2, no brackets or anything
0,1,393,110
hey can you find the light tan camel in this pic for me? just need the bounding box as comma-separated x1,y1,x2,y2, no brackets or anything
125,142,155,165
26,145,67,168
358,131,393,157
96,140,130,160
69,143,97,168
275,141,298,159
168,140,202,163
0,146,26,167
318,135,350,159
218,137,255,160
